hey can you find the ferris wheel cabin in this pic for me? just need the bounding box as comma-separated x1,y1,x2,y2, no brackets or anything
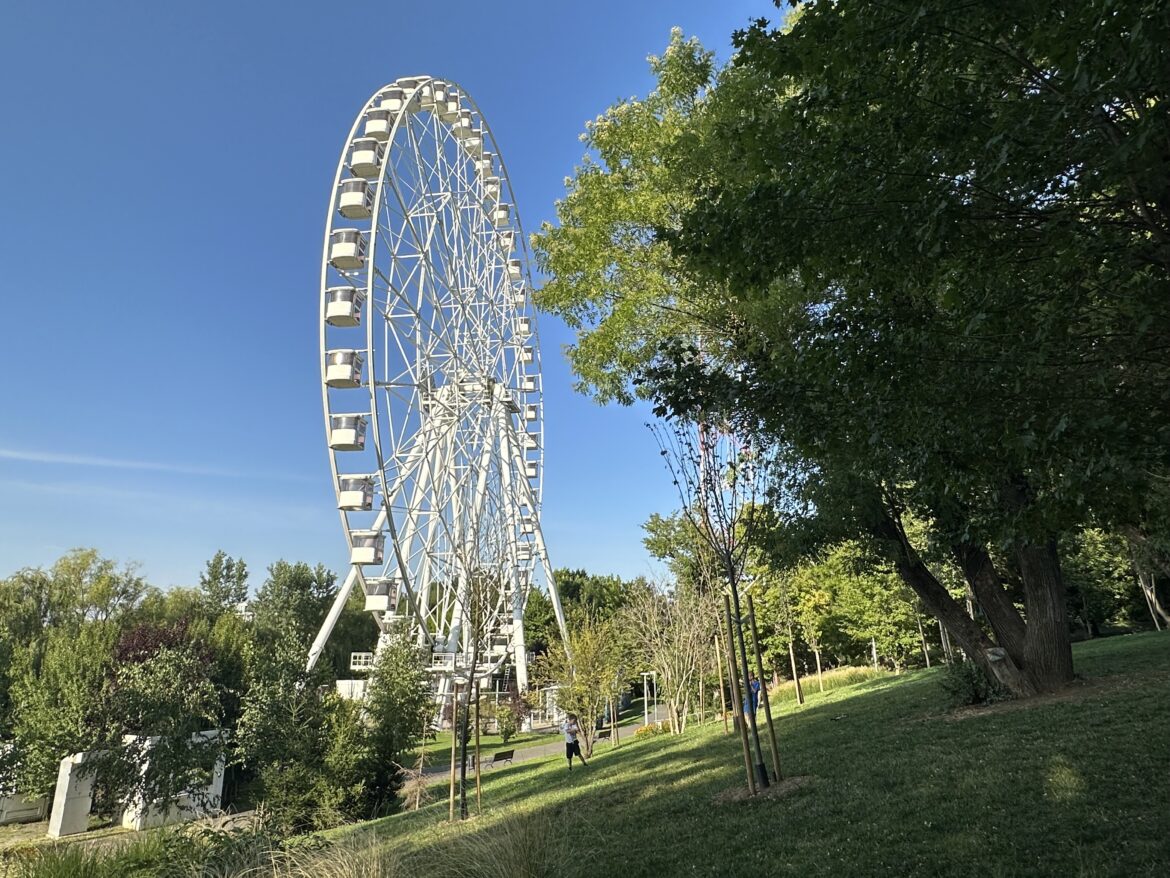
325,287,365,327
325,349,364,388
328,413,368,451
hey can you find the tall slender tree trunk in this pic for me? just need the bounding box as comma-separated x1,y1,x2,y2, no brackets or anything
938,619,954,663
814,646,824,692
748,595,783,782
916,617,931,668
473,682,482,813
723,596,756,796
448,683,459,821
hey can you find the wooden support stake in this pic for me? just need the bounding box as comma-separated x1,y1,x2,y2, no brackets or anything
474,681,482,812
723,594,756,797
788,630,805,706
747,595,783,782
715,635,729,735
448,682,459,821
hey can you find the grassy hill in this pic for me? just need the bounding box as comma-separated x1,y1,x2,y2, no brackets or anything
5,632,1167,877
340,631,1168,878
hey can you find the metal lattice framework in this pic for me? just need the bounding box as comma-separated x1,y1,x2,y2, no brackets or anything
306,76,568,700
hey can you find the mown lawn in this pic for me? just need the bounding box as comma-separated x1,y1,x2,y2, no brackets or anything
340,631,1170,877
418,728,555,758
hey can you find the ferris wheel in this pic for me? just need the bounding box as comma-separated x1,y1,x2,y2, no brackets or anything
305,76,569,697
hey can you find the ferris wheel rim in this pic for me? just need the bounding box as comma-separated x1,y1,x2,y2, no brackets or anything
318,76,557,668
320,77,546,547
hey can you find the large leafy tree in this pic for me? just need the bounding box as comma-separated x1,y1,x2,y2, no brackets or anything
660,0,1170,695
538,9,1170,696
360,632,433,816
642,511,720,594
250,559,374,678
534,29,722,404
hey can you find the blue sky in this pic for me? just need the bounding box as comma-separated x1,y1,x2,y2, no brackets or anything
0,1,774,590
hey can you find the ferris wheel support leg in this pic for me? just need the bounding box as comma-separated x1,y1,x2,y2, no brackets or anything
503,419,571,656
395,418,449,642
307,564,361,672
385,508,433,645
495,409,531,698
512,599,529,687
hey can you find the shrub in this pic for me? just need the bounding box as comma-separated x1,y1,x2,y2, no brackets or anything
939,659,1011,707
633,721,669,739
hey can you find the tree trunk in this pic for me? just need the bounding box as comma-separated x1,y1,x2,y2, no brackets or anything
916,617,931,668
473,682,482,813
1137,570,1169,629
723,596,757,796
938,619,954,663
953,540,1028,664
870,637,879,670
1015,539,1075,692
814,646,824,693
872,510,1038,697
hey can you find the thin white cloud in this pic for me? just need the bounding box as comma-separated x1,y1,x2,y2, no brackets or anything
0,477,323,525
0,447,312,482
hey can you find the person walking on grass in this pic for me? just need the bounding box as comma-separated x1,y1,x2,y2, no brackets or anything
562,713,587,770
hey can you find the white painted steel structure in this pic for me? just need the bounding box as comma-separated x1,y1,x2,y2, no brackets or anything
306,76,569,699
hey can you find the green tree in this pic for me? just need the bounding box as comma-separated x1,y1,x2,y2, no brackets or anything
1062,529,1147,636
234,628,334,833
522,587,558,657
539,14,1170,696
534,617,624,757
659,1,1170,696
554,568,635,625
360,633,433,816
642,512,720,594
621,581,713,733
8,622,117,796
89,625,225,815
197,550,249,616
251,560,335,642
533,29,720,404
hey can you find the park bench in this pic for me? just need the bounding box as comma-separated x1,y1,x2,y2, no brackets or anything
595,726,612,741
484,749,514,768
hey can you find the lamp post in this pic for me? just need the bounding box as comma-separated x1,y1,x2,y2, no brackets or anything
640,671,659,726
641,672,650,726
652,671,658,723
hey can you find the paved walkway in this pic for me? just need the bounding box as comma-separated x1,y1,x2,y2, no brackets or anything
422,707,664,784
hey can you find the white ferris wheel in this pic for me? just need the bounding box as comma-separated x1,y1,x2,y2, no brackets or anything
305,76,569,698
